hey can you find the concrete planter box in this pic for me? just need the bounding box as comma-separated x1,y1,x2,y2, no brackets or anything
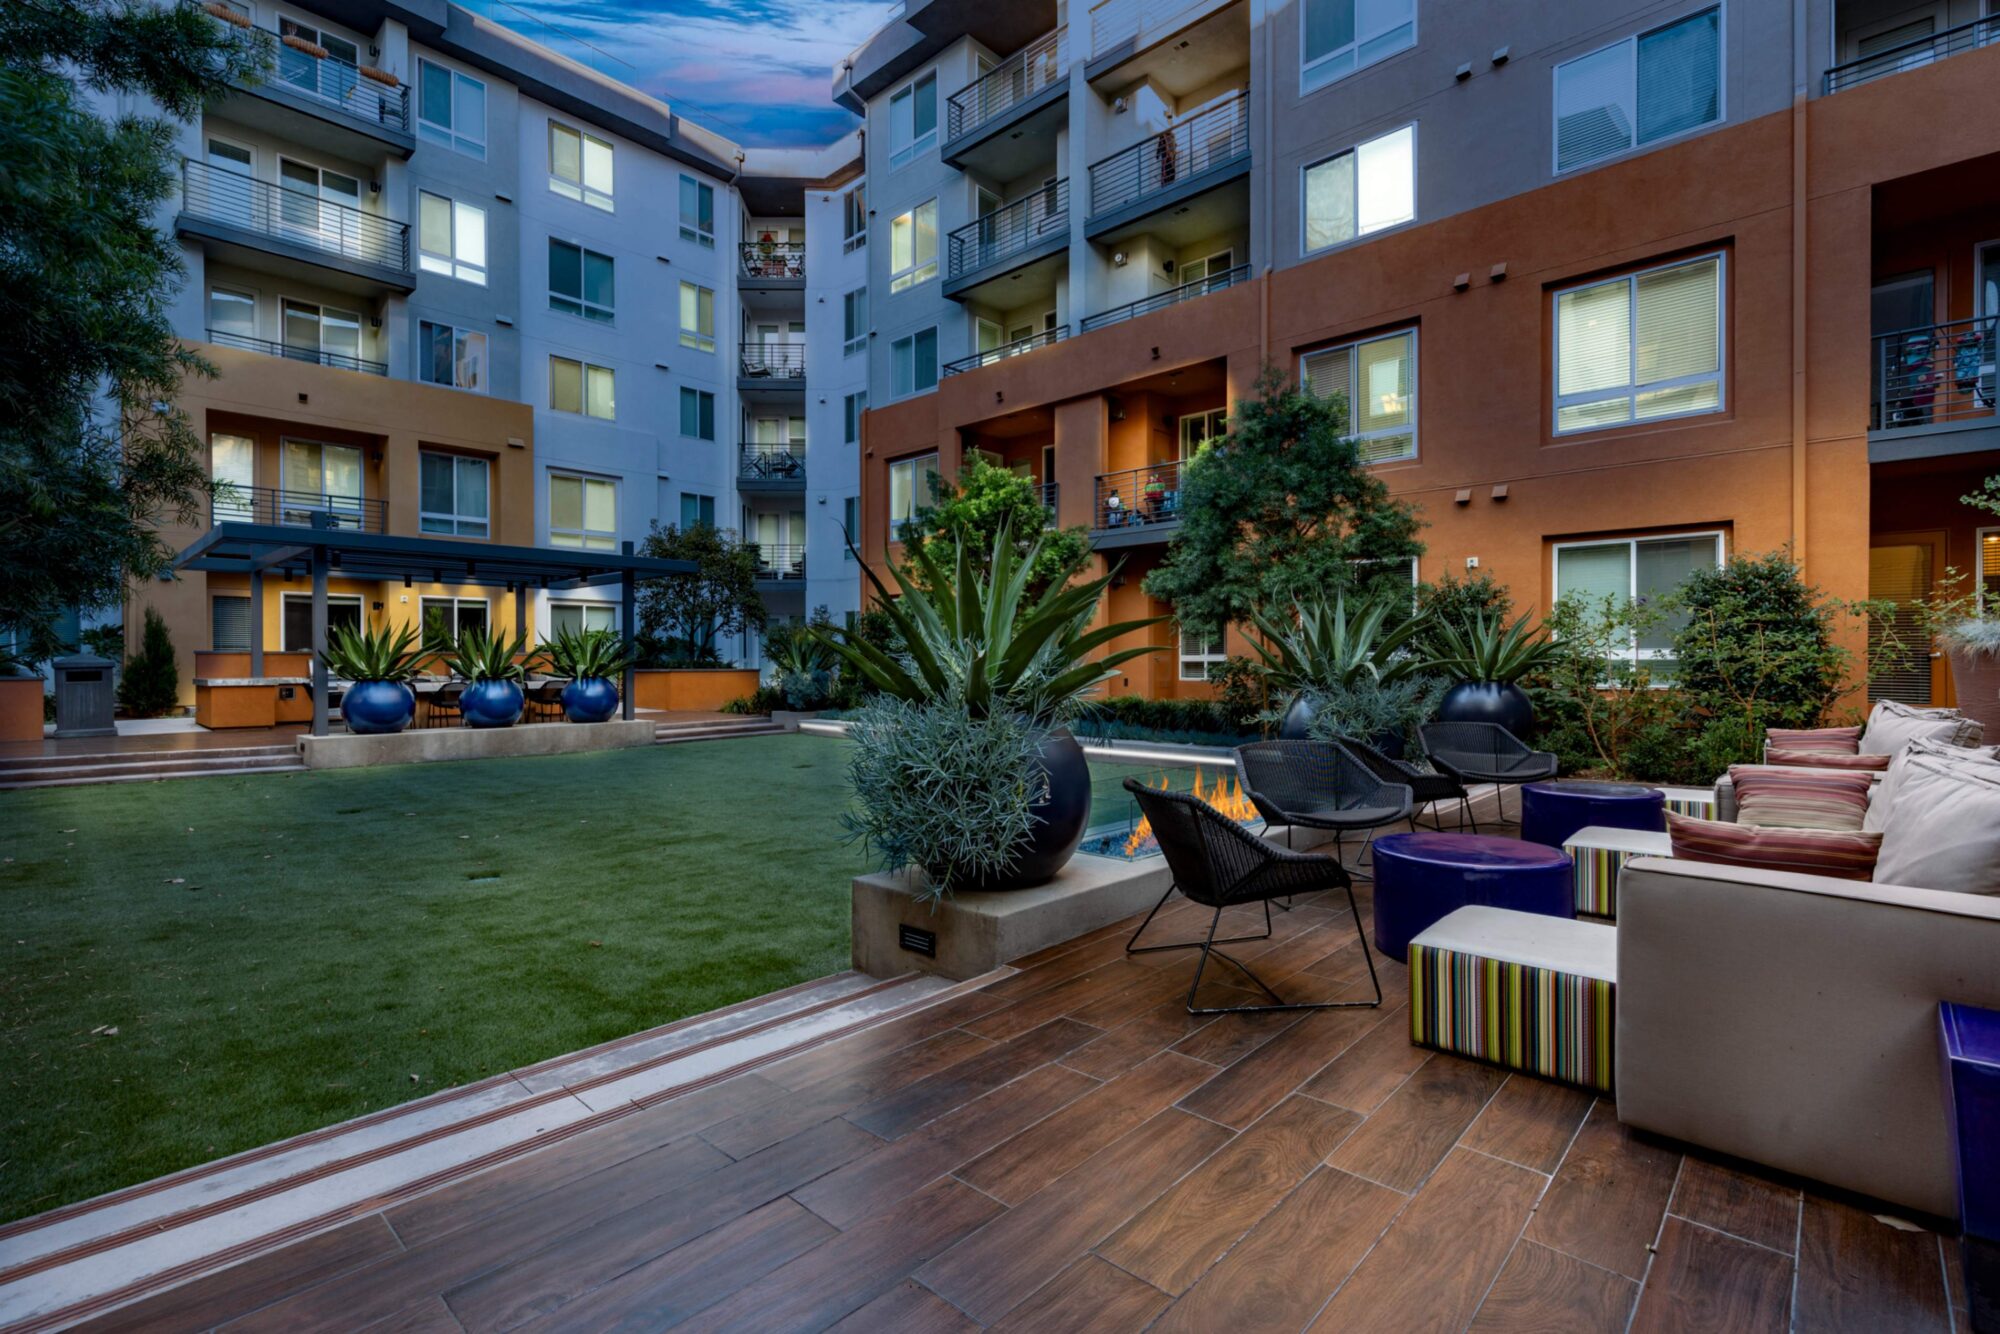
0,676,46,742
631,668,760,712
297,717,656,770
771,710,821,731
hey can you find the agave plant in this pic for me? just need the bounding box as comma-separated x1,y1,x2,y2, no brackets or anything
540,627,633,680
321,621,424,683
1424,612,1555,684
1246,590,1429,695
443,626,532,683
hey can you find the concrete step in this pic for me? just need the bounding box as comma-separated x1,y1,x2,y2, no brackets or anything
0,746,296,774
0,762,308,791
655,724,785,744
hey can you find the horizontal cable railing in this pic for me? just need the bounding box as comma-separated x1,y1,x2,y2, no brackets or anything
181,160,410,271
206,328,387,376
739,445,806,482
1080,263,1250,332
948,180,1069,280
738,342,806,381
1036,481,1060,522
753,543,807,579
1871,315,1997,432
740,241,805,280
265,31,410,129
1825,15,2000,93
1088,89,1249,215
946,27,1067,141
1092,459,1184,530
211,484,387,533
941,326,1069,377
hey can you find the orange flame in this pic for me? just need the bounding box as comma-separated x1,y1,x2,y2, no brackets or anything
1122,770,1260,856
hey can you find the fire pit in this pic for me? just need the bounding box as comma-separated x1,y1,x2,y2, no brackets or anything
1078,763,1264,860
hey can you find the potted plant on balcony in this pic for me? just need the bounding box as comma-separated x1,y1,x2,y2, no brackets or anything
359,65,399,87
541,627,632,723
1423,610,1557,739
321,621,423,735
1248,589,1432,752
812,524,1162,898
444,626,531,728
281,31,328,59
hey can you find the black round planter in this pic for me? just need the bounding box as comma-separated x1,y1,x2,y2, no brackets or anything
961,727,1091,892
1279,693,1314,740
1437,680,1536,738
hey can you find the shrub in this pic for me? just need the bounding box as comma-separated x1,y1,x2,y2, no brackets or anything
1072,694,1256,745
1534,595,1678,780
1302,676,1445,753
1206,655,1268,733
1414,571,1511,631
765,613,841,710
117,608,179,716
722,685,785,715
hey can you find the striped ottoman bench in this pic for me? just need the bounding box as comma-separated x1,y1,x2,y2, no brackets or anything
1563,825,1674,918
1408,906,1619,1093
1656,785,1718,820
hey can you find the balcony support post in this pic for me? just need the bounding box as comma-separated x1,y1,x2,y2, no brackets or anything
514,583,526,641
309,542,329,738
620,542,637,722
249,568,265,678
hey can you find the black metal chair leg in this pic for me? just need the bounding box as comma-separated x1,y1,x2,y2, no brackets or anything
1129,879,1273,956
1344,881,1384,1007
1184,899,1388,1016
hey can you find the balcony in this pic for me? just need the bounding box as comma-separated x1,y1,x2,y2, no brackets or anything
739,241,805,290
942,27,1070,178
175,160,415,294
1085,90,1250,241
944,181,1070,305
1081,263,1249,333
1086,0,1248,91
1825,14,2000,94
206,328,387,377
215,27,414,158
212,484,387,534
1035,480,1060,524
1090,459,1184,548
753,543,807,583
738,342,806,394
1869,316,1999,460
942,326,1069,377
738,445,806,492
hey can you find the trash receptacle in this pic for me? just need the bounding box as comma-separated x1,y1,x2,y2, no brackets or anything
53,654,118,738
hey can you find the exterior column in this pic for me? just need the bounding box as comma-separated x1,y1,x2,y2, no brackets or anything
248,568,264,677
621,542,636,722
309,545,329,737
514,584,526,640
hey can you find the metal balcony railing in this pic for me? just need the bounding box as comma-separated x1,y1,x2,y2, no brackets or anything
1871,316,1997,432
941,326,1069,377
1081,263,1250,332
206,328,387,376
1825,15,2000,93
739,445,806,483
946,27,1068,141
263,29,410,129
754,543,807,580
1088,89,1249,215
211,484,387,533
181,160,410,271
1092,460,1184,530
948,180,1069,280
1036,481,1060,523
739,342,806,381
739,241,805,280
1090,0,1230,58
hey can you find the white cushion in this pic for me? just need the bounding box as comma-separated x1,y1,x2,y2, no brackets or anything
1865,736,2000,833
1872,757,2000,894
1564,826,1674,857
1410,906,1617,981
1860,699,1984,757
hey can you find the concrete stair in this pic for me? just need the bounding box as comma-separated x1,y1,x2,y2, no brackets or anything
0,746,304,791
653,717,786,745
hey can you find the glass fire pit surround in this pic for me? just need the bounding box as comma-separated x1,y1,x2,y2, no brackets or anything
1077,761,1265,860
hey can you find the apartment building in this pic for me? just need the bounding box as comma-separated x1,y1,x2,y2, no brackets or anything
839,0,2000,705
128,0,863,700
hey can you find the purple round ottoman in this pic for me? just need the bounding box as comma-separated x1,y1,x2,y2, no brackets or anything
1520,780,1666,851
1371,833,1574,963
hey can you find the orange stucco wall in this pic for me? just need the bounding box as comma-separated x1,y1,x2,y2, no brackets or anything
0,677,44,743
631,668,762,712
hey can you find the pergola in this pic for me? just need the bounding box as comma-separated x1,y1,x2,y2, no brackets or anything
173,517,696,734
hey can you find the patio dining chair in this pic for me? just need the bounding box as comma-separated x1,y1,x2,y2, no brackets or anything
1234,740,1413,881
1418,721,1558,831
1123,779,1381,1015
427,681,462,729
1338,734,1471,833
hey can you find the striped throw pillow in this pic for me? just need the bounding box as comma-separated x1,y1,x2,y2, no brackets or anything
1726,766,1873,830
1667,812,1881,881
1766,726,1861,755
1763,748,1892,772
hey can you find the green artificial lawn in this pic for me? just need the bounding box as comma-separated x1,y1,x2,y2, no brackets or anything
0,734,867,1224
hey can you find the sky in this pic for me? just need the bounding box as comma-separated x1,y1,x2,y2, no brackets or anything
455,0,901,147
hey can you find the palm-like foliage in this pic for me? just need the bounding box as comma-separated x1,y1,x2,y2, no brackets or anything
321,621,424,683
812,524,1163,725
539,628,632,680
1424,612,1554,683
1247,591,1428,694
443,626,532,683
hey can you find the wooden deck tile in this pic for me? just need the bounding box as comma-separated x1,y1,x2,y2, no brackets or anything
1175,995,1393,1129
845,1017,1098,1140
1669,1155,1801,1255
757,992,1008,1091
987,1256,1171,1332
1170,1004,1303,1066
1524,1100,1681,1279
1469,1240,1636,1332
1058,993,1220,1079
1296,1002,1423,1113
823,1281,977,1333
1459,1074,1597,1176
1324,1054,1507,1194
963,962,1162,1041
369,1297,463,1332
1795,1193,1954,1333
1628,1217,1792,1334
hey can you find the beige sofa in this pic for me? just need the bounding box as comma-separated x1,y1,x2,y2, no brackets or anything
1615,857,2000,1220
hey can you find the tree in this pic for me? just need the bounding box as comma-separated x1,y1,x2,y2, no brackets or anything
898,455,1091,593
118,607,179,716
636,522,767,662
1143,367,1424,636
0,1,269,661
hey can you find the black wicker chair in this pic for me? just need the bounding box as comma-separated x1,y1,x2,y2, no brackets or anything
1234,740,1413,880
1123,779,1381,1015
1338,734,1471,833
1417,721,1558,830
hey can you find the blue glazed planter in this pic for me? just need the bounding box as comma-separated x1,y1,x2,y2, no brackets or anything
460,679,524,728
562,676,620,723
1437,680,1537,739
343,680,415,735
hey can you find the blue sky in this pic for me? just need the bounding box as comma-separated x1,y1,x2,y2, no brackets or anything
455,0,899,146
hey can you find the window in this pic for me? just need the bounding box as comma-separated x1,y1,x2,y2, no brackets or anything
548,601,616,638
277,18,359,97
550,472,617,549
419,597,490,642
281,299,363,368
1302,124,1415,254
1178,408,1228,458
418,321,487,392
843,287,869,356
1553,532,1724,674
1179,625,1227,681
548,122,613,210
889,201,938,291
888,72,937,167
280,439,364,525
211,432,255,521
208,286,256,344
890,328,938,398
419,451,490,536
1302,0,1416,91
550,356,615,420
1554,7,1721,174
678,387,716,440
844,391,868,444
843,496,859,558
842,182,867,252
1301,329,1418,462
888,453,939,533
678,176,715,247
548,239,615,322
1979,527,2000,611
281,594,360,652
1554,252,1723,434
211,595,252,652
416,58,485,158
679,492,716,530
679,281,715,352
418,191,486,284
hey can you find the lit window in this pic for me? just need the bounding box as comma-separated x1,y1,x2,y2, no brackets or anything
679,281,715,351
208,286,257,347
1302,124,1415,254
550,355,615,420
1301,0,1415,92
890,200,938,291
1300,329,1418,462
420,596,489,641
1554,253,1724,434
1179,625,1226,681
280,298,363,369
888,452,939,532
419,451,490,536
418,191,486,284
418,320,487,392
890,328,938,399
548,239,615,322
1553,532,1724,674
416,58,485,158
1555,7,1721,174
679,176,715,247
548,122,614,210
550,472,617,550
888,72,937,167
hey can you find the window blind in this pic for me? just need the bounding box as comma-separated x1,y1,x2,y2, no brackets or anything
1636,9,1720,144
